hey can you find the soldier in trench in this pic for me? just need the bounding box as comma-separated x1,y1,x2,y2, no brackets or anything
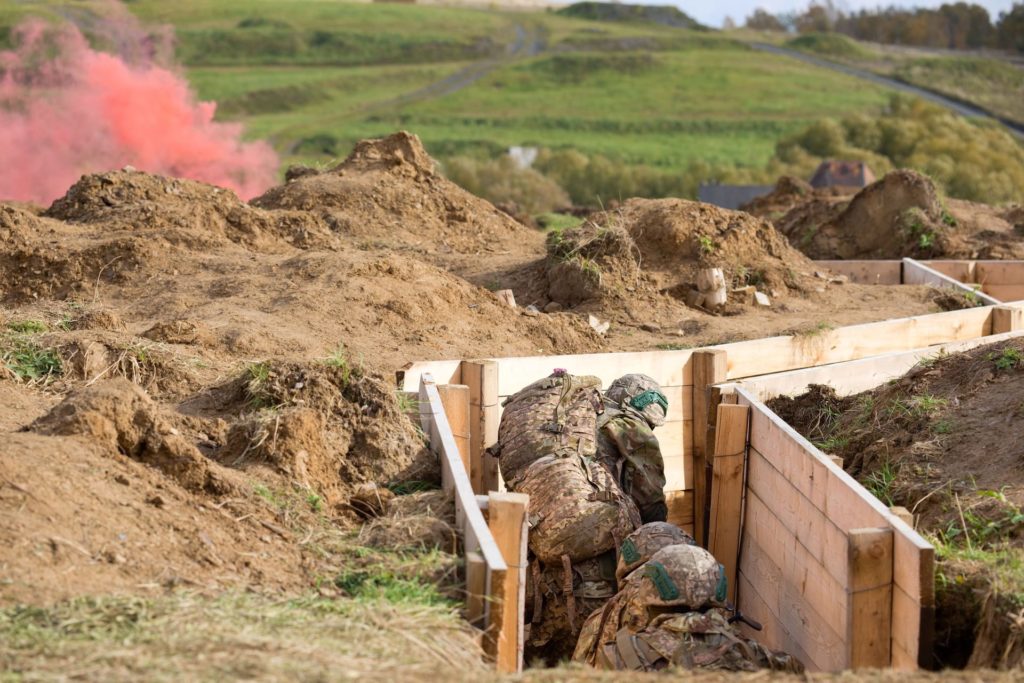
595,373,669,524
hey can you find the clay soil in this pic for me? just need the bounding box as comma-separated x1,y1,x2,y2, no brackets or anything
745,171,1024,260
0,131,980,678
769,338,1024,670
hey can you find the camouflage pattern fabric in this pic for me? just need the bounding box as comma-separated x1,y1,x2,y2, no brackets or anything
596,408,668,524
524,552,617,665
616,522,696,583
496,373,603,484
574,545,804,673
605,373,667,428
598,609,805,673
510,451,641,564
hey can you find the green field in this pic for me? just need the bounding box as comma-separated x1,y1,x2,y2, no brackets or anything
7,0,1012,197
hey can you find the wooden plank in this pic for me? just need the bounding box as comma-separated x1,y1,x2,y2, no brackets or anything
734,330,1024,402
653,419,691,462
466,550,486,626
813,259,902,284
739,534,846,671
903,257,1001,305
992,306,1024,334
975,261,1024,284
707,404,747,601
482,567,507,663
665,490,694,527
419,374,506,573
984,284,1024,302
719,304,1004,379
693,350,728,546
461,360,500,494
487,492,529,674
921,260,975,282
437,385,471,480
400,360,461,391
736,570,817,671
847,528,894,669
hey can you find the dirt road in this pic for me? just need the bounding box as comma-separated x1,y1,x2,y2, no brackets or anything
750,42,1024,139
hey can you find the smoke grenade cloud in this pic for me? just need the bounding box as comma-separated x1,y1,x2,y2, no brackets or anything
0,14,279,205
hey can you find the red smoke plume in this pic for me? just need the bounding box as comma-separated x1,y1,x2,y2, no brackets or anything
0,16,279,205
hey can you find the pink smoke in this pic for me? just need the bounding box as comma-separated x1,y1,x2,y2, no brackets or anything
0,19,279,205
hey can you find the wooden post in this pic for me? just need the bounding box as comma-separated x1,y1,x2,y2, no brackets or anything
437,384,471,482
693,349,728,547
992,305,1023,334
486,492,528,673
848,528,894,669
466,550,487,627
461,360,500,494
707,403,748,604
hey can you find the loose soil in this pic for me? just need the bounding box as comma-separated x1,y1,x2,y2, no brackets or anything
769,338,1024,670
745,170,1024,260
0,131,979,678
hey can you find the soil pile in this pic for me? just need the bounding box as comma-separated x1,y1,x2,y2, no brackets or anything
253,131,538,257
769,338,1024,669
755,169,1024,260
532,197,817,312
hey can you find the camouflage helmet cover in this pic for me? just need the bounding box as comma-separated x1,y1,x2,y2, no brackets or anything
629,543,727,609
616,522,696,583
606,373,668,427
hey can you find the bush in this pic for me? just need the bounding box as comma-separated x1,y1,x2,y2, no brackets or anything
442,155,570,215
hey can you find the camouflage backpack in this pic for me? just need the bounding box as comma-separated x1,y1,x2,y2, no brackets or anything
509,452,641,564
524,551,618,665
495,372,603,483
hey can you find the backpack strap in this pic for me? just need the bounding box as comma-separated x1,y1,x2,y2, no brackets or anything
561,554,577,633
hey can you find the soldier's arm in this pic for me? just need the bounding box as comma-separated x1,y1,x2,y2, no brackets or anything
604,416,668,523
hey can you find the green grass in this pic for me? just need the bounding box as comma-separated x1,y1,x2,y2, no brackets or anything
0,2,900,190
895,56,1024,126
1,335,62,382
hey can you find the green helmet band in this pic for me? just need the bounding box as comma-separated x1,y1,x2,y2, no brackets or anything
629,389,668,414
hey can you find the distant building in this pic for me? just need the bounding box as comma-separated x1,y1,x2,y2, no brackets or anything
697,183,774,210
809,160,875,189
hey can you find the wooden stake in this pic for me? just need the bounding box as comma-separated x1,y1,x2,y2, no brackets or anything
486,492,529,674
890,506,914,528
465,550,487,627
437,384,471,483
693,349,728,546
847,528,894,669
707,403,749,604
461,360,500,494
992,305,1023,334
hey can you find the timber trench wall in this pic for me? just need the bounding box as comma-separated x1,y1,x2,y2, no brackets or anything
404,302,1024,672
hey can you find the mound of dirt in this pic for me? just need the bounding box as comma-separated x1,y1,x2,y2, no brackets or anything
535,198,814,310
769,338,1024,669
31,379,235,494
738,175,815,217
253,131,536,256
762,169,1024,260
219,362,437,506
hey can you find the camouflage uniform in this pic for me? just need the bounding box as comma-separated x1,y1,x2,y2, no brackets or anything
573,544,803,674
596,374,669,524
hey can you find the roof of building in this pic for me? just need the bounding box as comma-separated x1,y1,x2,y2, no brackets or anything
809,160,876,189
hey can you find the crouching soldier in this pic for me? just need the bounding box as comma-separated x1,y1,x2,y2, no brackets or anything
597,373,670,524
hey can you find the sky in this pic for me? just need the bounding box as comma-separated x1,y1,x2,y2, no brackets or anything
670,1,1018,29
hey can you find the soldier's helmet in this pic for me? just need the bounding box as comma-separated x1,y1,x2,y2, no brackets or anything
616,521,696,583
628,543,727,610
606,373,668,428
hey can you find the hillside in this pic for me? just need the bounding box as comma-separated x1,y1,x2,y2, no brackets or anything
0,0,899,190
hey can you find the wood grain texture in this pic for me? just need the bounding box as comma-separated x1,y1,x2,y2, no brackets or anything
708,404,747,601
847,528,894,669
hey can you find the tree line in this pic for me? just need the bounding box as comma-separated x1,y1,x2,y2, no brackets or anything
745,2,1024,53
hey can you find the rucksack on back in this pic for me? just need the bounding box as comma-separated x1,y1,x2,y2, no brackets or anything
495,372,603,483
510,452,641,565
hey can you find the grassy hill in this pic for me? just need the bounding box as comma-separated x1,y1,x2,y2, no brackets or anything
0,0,949,197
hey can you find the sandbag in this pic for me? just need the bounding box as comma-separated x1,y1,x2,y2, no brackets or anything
495,372,603,483
511,452,640,564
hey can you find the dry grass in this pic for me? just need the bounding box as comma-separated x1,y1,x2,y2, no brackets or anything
0,591,486,683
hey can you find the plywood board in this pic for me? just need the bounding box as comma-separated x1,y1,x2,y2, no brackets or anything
814,260,902,284
903,258,1001,305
